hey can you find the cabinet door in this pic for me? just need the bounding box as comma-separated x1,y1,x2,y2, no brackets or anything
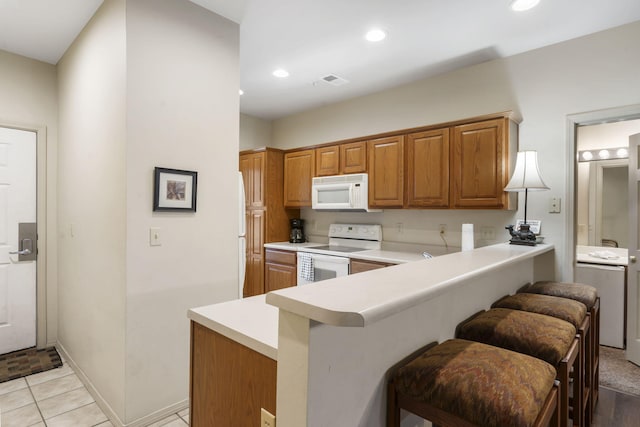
239,154,251,207
250,153,265,208
243,209,265,297
368,135,404,208
284,149,315,207
265,263,297,292
315,146,340,176
406,128,449,208
451,119,509,208
340,141,367,174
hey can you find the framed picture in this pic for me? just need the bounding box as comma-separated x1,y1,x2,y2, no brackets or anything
153,167,197,212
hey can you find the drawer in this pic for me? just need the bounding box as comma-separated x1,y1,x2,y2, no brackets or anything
265,249,297,266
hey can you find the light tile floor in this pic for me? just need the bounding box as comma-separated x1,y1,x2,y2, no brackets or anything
0,359,189,427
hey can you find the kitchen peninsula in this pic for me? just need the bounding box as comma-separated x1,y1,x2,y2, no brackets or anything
188,242,554,427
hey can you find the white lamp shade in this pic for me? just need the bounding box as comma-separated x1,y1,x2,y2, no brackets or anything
504,151,549,192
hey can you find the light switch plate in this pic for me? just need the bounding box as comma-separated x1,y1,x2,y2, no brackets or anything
150,227,161,246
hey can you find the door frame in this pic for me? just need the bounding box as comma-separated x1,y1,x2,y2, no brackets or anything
0,120,49,349
565,104,640,281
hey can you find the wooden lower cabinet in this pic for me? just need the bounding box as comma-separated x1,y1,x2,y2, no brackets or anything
350,258,394,274
265,249,297,292
190,321,276,427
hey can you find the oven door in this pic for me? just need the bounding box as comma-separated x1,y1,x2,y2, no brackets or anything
297,252,350,285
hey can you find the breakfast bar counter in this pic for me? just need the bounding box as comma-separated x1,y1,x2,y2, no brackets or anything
189,242,556,427
266,243,553,327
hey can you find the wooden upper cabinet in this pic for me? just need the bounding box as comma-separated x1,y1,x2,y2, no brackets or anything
284,149,315,207
239,151,265,208
406,128,450,208
340,141,367,174
451,118,513,209
315,145,340,176
368,135,404,208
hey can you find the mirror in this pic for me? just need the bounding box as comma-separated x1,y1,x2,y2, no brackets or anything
577,159,628,248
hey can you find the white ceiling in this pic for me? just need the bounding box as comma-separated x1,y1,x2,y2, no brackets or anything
2,0,640,120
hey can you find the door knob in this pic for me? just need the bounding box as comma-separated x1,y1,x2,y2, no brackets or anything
630,255,637,263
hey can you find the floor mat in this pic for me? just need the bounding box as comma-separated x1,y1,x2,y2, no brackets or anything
599,345,640,396
0,346,62,384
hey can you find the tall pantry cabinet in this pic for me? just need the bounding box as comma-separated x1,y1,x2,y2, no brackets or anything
239,148,298,297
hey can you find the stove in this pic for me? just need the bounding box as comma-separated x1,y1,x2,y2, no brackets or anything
296,224,382,285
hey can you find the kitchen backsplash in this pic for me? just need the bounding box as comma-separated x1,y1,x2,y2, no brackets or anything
301,208,517,248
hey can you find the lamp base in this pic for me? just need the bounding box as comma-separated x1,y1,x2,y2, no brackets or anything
509,238,537,246
505,224,537,246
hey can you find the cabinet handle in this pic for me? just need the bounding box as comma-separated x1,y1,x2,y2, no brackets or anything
630,255,637,263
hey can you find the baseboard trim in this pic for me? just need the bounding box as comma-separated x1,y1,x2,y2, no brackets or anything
55,343,189,427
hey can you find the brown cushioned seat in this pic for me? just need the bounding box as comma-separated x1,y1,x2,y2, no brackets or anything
391,339,557,427
522,281,597,310
492,293,587,329
521,280,600,422
457,308,576,366
492,292,592,426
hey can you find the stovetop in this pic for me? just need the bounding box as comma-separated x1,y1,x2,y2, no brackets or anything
306,245,368,253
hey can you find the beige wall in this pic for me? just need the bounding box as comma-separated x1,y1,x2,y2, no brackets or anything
57,0,127,419
0,50,58,347
240,113,272,150
57,0,239,424
271,21,640,279
125,0,239,422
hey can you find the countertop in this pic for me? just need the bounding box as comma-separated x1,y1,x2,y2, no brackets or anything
576,245,628,266
188,294,278,360
266,243,554,327
263,241,456,264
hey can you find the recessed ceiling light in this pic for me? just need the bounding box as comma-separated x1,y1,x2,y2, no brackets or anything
365,29,386,42
510,0,540,12
273,68,289,78
239,89,244,95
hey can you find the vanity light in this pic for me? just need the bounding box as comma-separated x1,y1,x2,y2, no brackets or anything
617,148,628,157
578,147,629,162
365,28,386,42
510,0,540,12
272,68,289,78
239,89,244,95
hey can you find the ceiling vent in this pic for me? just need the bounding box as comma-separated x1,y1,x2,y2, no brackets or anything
321,74,349,86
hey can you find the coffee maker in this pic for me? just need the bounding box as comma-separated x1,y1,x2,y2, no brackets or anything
289,218,305,243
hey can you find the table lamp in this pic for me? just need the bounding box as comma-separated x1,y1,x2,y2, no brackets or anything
504,151,549,245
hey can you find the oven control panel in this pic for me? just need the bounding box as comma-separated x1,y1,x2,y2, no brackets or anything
328,224,382,242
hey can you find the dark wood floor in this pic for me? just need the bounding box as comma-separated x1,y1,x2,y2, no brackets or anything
592,386,640,426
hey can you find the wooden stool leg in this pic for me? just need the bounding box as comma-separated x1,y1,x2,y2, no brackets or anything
387,380,400,427
559,359,569,427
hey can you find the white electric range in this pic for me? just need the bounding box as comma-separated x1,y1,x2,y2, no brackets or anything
296,224,382,285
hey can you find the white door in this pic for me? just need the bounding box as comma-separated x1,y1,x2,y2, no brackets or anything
0,127,37,354
628,133,640,365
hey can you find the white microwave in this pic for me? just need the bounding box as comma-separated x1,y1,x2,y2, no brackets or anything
311,173,381,212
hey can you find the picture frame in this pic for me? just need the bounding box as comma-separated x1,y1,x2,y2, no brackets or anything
153,167,197,212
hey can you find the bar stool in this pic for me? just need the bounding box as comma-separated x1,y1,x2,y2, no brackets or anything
520,281,599,419
456,308,581,427
492,293,591,426
387,339,559,427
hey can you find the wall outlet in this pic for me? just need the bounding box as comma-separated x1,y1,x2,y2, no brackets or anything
480,226,495,240
438,224,447,235
396,222,404,234
261,408,276,427
549,197,561,213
